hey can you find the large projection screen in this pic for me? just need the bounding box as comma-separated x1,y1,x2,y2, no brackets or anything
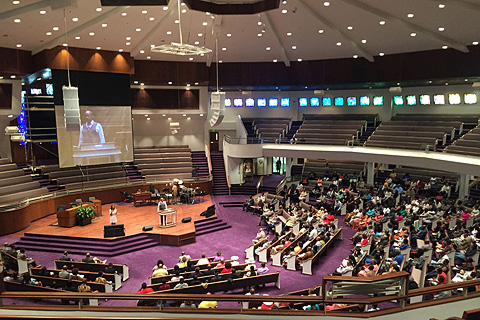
55,106,134,168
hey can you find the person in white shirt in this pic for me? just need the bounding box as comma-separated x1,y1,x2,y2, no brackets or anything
158,198,168,225
196,253,210,266
78,110,105,147
109,205,117,225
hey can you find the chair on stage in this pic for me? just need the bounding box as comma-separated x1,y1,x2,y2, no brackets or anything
162,187,173,204
121,191,133,203
150,184,161,202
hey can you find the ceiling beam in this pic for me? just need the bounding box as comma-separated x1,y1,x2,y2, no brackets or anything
339,0,469,53
131,2,176,54
0,0,75,21
263,12,291,67
32,6,129,55
206,15,223,67
428,0,480,13
296,0,374,62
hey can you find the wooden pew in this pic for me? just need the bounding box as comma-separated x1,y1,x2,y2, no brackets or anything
30,274,113,293
1,251,28,274
258,231,292,263
30,266,121,291
271,231,308,267
302,228,343,275
54,260,129,281
245,238,268,260
151,271,281,294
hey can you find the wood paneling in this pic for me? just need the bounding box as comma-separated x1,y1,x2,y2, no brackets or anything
133,60,209,85
132,88,200,109
0,84,13,109
0,47,32,75
33,46,134,74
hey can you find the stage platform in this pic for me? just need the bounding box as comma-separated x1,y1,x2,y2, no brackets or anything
8,195,220,247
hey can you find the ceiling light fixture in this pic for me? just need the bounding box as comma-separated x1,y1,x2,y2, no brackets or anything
407,13,414,18
438,27,444,31
202,22,208,26
142,10,147,14
102,23,108,27
318,29,324,34
266,47,271,51
336,42,342,46
361,39,367,43
353,55,358,58
140,50,145,53
74,36,80,39
273,59,277,62
281,9,287,13
292,45,296,49
297,58,302,62
287,32,292,36
72,17,78,22
119,49,124,52
46,32,52,36
473,41,479,45
96,46,101,50
379,20,386,25
410,32,416,37
96,7,102,12
149,17,155,21
14,18,21,23
347,26,353,30
122,12,127,16
323,1,330,6
379,52,385,56
40,10,46,14
226,33,232,37
53,26,59,30
438,4,445,8
442,45,448,49
167,31,172,35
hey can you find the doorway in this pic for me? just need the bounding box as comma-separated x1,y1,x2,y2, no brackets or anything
209,131,219,152
273,156,286,174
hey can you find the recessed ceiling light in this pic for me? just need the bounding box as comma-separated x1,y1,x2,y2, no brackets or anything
438,27,444,32
442,45,448,49
473,41,479,45
445,82,448,85
361,39,367,43
438,4,445,8
347,26,353,30
187,117,191,120
119,49,124,52
257,33,262,37
163,6,168,10
282,0,287,3
206,11,210,15
353,55,358,58
74,36,80,39
189,57,193,60
297,58,302,62
147,56,151,59
198,33,203,36
16,44,22,48
162,114,166,116
281,9,287,13
134,81,138,84
219,60,223,63
273,59,277,62
140,50,145,53
318,29,324,34
181,2,185,5
194,41,199,45
8,114,13,118
195,82,199,85
183,114,187,116
96,47,101,50
410,32,416,37
121,12,127,16
102,23,108,27
126,42,131,46
168,117,172,120
46,32,52,36
200,114,204,117
166,31,172,35
142,10,147,14
323,1,330,6
379,52,384,56
149,17,155,21
379,20,386,25
292,45,296,49
222,47,226,51
266,47,271,51
181,9,186,13
150,44,155,47
407,13,414,18
126,36,131,40
146,117,151,120
336,42,342,46
62,43,68,47
89,32,95,36
136,28,141,32
53,26,59,31
226,33,232,37
72,17,78,22
175,19,179,23
12,0,20,4
39,10,46,14
96,7,102,12
168,81,172,84
286,32,292,36
202,22,208,26
14,18,21,23
145,114,149,117
10,75,16,78
257,21,262,26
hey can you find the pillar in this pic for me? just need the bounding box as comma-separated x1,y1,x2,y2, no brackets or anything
458,174,470,200
285,157,292,180
366,162,375,186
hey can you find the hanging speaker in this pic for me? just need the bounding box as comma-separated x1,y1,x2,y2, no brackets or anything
62,86,81,131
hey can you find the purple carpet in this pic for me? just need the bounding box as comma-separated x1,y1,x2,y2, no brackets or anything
0,194,356,308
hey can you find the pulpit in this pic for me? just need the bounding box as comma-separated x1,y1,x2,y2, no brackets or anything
158,208,177,228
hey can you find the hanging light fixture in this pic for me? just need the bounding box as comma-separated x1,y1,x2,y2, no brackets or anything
151,0,212,55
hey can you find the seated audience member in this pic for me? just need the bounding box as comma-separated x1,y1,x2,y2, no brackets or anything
244,265,257,278
243,196,255,212
152,265,168,278
177,256,188,268
105,263,116,275
252,228,267,245
78,278,92,293
180,300,197,308
59,265,70,279
213,251,224,262
17,249,37,267
69,268,83,281
257,262,269,275
1,242,9,253
157,280,170,291
196,253,210,266
215,259,226,269
82,253,95,263
202,264,215,276
221,262,233,274
178,252,191,264
95,271,109,284
152,260,168,271
137,282,155,306
59,251,74,261
198,292,218,308
174,277,189,289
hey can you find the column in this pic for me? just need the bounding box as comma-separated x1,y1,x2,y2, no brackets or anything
458,174,470,200
285,157,292,180
366,162,375,186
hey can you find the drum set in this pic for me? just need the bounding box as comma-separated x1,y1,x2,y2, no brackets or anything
179,186,198,204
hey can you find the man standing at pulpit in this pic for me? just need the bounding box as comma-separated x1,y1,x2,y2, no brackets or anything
78,110,105,147
158,198,168,226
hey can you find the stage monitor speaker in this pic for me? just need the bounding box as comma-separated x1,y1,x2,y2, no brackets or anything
104,224,125,238
205,210,215,218
142,225,153,231
182,217,192,223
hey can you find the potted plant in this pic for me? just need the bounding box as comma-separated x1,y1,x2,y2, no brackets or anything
76,206,96,226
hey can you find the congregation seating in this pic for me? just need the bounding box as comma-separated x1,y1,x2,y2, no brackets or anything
295,117,367,145
244,118,291,143
134,146,193,181
302,228,343,275
54,260,129,281
445,126,480,157
302,159,365,180
29,274,113,293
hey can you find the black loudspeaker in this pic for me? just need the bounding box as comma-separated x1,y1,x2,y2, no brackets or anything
104,224,125,238
142,225,153,231
205,210,215,218
182,217,192,223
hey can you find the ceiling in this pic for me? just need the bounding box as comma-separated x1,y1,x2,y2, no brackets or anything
1,0,480,66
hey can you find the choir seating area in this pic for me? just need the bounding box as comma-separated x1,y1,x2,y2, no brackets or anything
445,125,480,157
244,118,291,143
302,159,366,180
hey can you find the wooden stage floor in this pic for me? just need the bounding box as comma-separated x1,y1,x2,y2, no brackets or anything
8,195,214,240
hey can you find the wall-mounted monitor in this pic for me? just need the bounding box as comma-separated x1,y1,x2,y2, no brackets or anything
448,93,461,105
30,88,42,95
46,83,54,96
245,98,255,107
298,98,308,107
280,98,290,107
322,97,332,107
393,96,404,106
464,93,477,104
434,94,445,105
225,98,232,107
419,95,431,105
406,95,416,106
310,97,320,107
334,97,344,106
233,98,243,107
269,98,278,107
373,96,383,106
257,98,266,107
347,97,357,106
360,96,370,106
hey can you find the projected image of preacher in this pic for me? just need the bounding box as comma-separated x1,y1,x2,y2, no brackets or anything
78,110,105,146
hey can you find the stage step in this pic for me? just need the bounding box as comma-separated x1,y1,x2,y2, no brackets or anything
194,217,231,236
14,232,158,258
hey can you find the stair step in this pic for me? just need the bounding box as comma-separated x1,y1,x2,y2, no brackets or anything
196,225,232,236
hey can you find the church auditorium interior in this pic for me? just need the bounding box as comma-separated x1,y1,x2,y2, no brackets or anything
1,1,480,320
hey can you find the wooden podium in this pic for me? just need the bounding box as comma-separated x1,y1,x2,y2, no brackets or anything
57,200,102,228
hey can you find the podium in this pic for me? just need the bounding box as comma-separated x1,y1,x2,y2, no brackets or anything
158,208,177,228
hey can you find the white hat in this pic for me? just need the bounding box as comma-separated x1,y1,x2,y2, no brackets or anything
246,258,256,264
231,256,239,261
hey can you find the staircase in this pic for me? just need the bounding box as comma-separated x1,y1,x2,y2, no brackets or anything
124,162,143,182
359,123,380,145
194,217,231,236
242,120,257,142
191,151,210,177
210,151,229,195
13,233,159,257
282,120,303,143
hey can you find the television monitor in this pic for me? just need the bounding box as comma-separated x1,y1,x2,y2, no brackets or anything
280,98,290,107
245,98,255,107
464,93,477,104
46,83,54,95
393,96,404,106
233,98,243,107
434,94,445,105
310,97,320,107
334,97,344,106
225,98,232,107
55,106,134,168
347,97,357,106
419,95,431,105
448,93,461,105
298,98,308,107
257,98,266,107
406,95,416,106
322,97,332,107
269,98,278,107
373,96,383,106
360,96,370,106
30,88,42,95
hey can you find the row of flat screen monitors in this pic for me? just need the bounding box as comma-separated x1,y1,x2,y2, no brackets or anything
225,93,478,108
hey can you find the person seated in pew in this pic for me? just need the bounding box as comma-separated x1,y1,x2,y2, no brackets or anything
157,279,170,291
243,196,254,212
137,282,156,306
296,247,314,268
59,265,70,279
252,228,267,245
213,251,224,262
170,271,181,282
201,264,215,276
78,278,93,293
174,276,189,289
59,251,74,262
215,259,226,269
95,271,111,284
105,263,116,275
69,268,84,281
62,279,78,305
180,300,197,308
82,253,95,263
22,273,40,286
220,262,233,274
196,253,210,266
17,248,37,268
152,259,168,271
198,292,218,308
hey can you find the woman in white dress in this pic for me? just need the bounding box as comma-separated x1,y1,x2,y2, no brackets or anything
109,205,117,225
